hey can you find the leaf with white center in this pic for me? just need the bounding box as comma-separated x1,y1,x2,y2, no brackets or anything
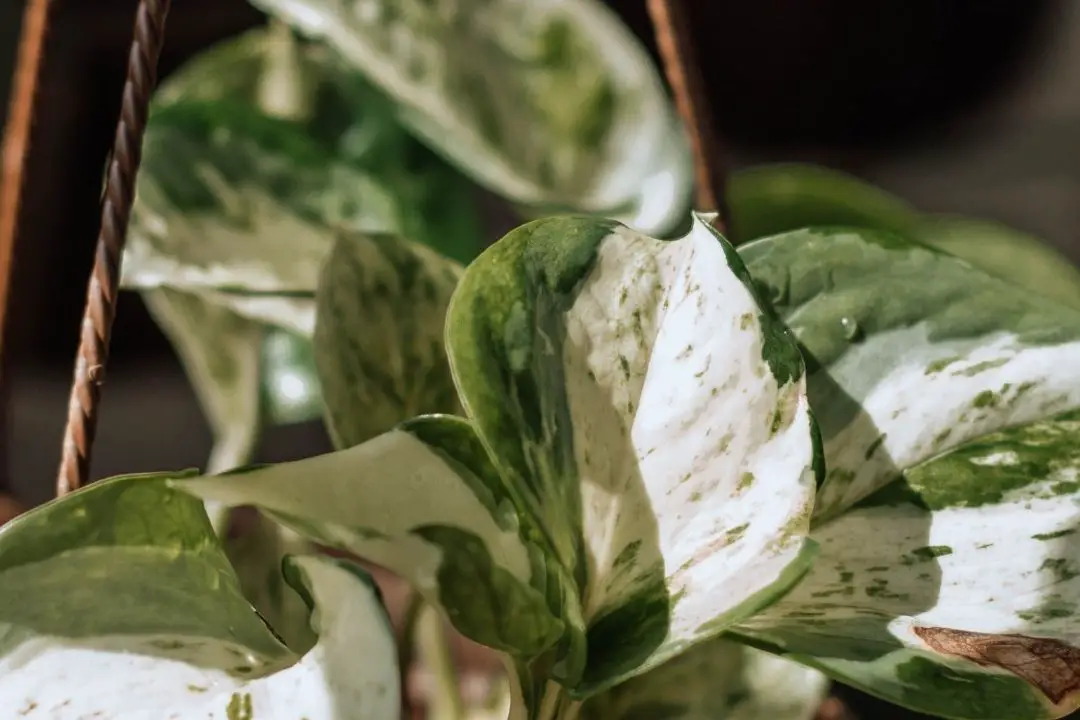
0,472,400,719
124,98,400,295
445,213,820,697
734,410,1080,720
252,0,693,236
124,27,483,300
314,232,463,449
176,414,567,661
737,227,1080,520
581,638,830,720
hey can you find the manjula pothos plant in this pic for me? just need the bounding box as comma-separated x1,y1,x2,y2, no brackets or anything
5,1,1080,720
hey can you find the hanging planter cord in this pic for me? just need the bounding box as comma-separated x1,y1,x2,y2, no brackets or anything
55,0,171,497
0,0,54,499
645,0,731,234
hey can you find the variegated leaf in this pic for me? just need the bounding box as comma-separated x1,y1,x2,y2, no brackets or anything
737,227,1080,521
0,472,400,719
581,638,829,720
314,232,463,449
445,213,820,697
251,0,693,236
727,163,1080,310
124,26,483,301
203,290,317,338
735,410,1080,720
176,415,567,662
124,98,400,296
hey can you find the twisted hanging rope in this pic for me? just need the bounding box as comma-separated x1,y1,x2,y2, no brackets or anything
56,0,171,496
0,0,55,497
646,0,731,235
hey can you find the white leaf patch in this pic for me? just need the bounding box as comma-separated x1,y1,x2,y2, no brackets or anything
0,555,400,719
566,217,818,676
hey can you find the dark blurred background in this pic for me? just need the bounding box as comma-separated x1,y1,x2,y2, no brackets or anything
2,1,1078,718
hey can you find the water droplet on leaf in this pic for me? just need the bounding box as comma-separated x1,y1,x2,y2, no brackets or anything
841,316,863,342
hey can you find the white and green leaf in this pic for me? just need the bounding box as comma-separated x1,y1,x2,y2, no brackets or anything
124,97,400,297
0,472,399,719
176,415,567,662
726,162,1080,310
252,0,694,236
314,231,463,449
445,213,820,696
731,227,1080,719
581,638,830,720
124,26,483,300
737,227,1080,521
735,410,1080,720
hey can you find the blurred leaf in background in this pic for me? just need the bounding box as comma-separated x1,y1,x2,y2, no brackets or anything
249,0,695,237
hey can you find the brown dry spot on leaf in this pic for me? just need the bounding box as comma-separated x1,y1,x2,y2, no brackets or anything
913,626,1080,704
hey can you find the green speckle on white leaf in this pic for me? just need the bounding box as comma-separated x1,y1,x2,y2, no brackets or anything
737,411,1080,718
251,0,693,235
175,213,820,719
738,226,1080,521
0,473,400,718
445,213,820,699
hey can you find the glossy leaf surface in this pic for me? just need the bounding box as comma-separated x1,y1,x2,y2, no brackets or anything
177,214,820,717
446,213,820,697
728,163,1080,308
733,227,1080,719
739,227,1080,520
0,472,400,719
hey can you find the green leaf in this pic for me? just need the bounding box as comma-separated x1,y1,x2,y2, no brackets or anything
728,163,920,242
735,410,1080,720
253,0,694,236
581,638,830,720
445,213,820,695
737,226,1080,521
0,472,400,718
733,227,1080,719
314,232,463,449
911,215,1080,311
728,163,1080,310
177,213,820,716
176,415,567,661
